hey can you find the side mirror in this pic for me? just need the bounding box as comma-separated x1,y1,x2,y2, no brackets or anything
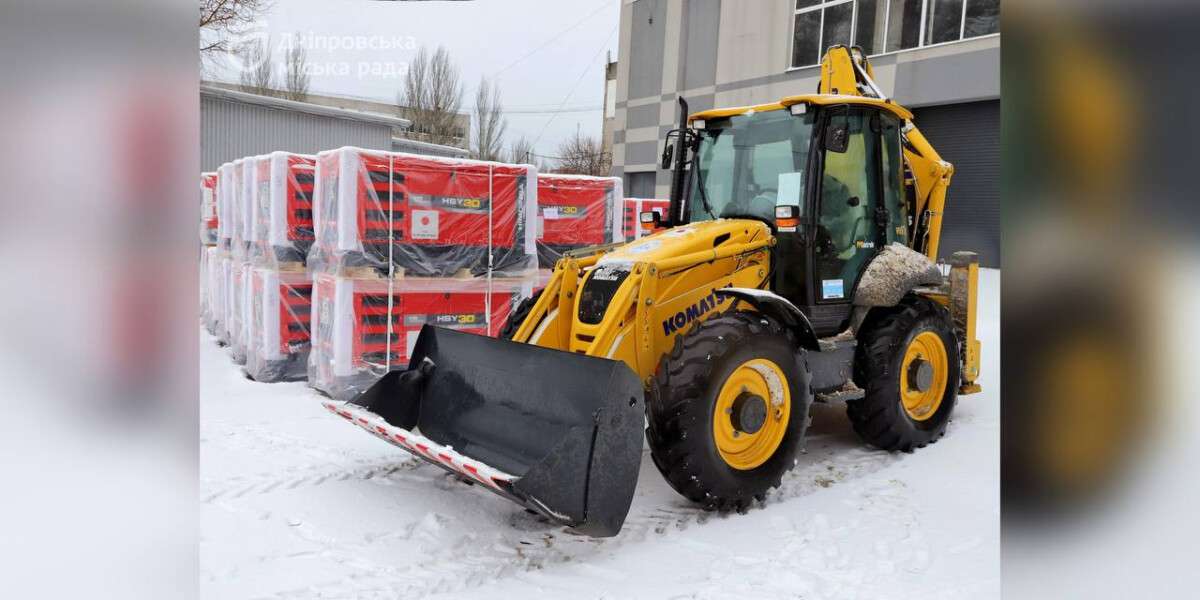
660,143,675,170
847,196,860,207
639,210,662,231
824,122,849,153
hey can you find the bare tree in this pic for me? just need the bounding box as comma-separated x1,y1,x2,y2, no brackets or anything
199,0,268,56
553,132,611,176
284,36,310,102
508,136,537,166
398,46,465,147
237,36,276,94
472,77,507,161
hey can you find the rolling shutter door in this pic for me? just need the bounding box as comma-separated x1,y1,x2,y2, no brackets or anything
912,100,1000,267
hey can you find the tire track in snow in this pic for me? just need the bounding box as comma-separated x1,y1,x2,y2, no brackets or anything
202,457,424,503
255,442,900,599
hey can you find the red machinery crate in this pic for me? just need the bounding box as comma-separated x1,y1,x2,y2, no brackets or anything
310,147,536,277
200,171,218,246
535,173,624,268
307,274,540,400
246,268,313,382
232,156,263,261
622,198,671,240
250,152,316,265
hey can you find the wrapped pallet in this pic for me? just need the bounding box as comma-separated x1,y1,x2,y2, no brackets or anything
249,151,317,266
534,173,624,268
226,156,265,364
306,274,545,401
309,148,537,277
245,267,313,382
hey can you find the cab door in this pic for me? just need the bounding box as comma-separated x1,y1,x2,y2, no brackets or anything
806,106,886,333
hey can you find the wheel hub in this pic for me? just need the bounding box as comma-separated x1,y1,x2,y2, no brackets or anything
729,393,767,435
907,359,935,392
712,359,792,470
900,331,949,421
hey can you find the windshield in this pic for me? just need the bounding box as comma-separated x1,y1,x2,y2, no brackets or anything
690,109,814,223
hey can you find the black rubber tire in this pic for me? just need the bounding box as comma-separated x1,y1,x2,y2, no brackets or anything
850,295,960,452
498,290,543,340
646,311,812,512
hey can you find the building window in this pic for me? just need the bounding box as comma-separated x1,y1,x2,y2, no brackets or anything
790,0,999,69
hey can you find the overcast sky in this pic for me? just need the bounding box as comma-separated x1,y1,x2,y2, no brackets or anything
210,0,620,158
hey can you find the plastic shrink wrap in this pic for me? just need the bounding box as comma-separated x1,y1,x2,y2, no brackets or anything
200,172,218,246
247,152,317,266
308,148,537,277
201,247,224,335
534,173,623,267
226,157,264,364
245,267,313,382
306,274,546,401
216,162,235,249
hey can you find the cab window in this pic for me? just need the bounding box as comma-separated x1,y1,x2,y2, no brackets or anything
814,107,881,302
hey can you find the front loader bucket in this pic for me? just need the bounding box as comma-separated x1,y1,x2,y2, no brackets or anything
323,325,645,537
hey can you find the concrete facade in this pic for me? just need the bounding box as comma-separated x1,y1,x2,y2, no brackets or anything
612,0,1001,199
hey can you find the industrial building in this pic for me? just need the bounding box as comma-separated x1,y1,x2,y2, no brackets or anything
200,85,468,171
611,0,1000,265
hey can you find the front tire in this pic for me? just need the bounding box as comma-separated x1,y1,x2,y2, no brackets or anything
647,311,812,511
850,295,960,451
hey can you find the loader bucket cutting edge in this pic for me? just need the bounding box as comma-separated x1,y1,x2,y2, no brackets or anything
326,325,646,537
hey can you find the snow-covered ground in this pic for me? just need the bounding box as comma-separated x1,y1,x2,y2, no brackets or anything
201,270,999,600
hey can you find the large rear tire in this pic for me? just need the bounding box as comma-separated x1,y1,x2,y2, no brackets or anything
850,295,960,451
647,311,812,511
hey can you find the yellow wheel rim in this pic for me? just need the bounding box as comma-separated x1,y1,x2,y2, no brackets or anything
712,359,791,470
900,331,949,421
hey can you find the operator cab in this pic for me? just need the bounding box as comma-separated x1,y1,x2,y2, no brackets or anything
661,97,913,337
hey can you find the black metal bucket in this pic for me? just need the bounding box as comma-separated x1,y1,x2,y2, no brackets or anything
327,325,645,537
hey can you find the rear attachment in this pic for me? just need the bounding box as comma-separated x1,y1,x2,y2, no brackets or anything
324,325,645,537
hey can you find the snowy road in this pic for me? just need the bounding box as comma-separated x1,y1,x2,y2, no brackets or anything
201,270,1000,600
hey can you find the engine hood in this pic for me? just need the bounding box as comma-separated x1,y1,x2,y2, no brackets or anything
600,219,771,266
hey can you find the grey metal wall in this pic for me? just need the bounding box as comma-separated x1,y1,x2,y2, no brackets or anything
201,95,393,171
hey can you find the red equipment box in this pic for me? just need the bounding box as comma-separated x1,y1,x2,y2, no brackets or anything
250,152,316,265
622,198,670,240
307,274,540,400
246,268,313,382
310,147,536,277
535,174,624,268
201,172,218,246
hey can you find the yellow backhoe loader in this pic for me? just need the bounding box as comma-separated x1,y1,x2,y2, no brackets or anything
324,46,983,537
